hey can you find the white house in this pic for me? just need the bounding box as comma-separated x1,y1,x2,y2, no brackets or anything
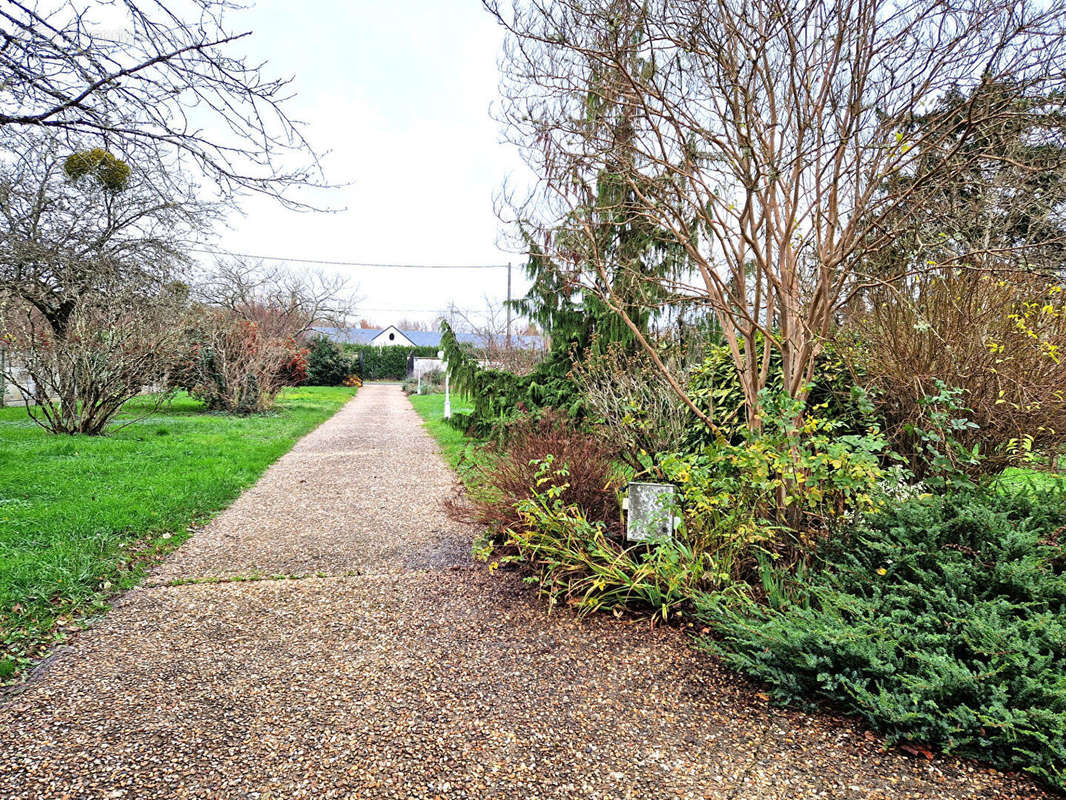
367,325,416,347
313,324,545,350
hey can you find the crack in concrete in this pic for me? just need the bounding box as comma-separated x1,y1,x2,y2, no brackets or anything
152,563,480,589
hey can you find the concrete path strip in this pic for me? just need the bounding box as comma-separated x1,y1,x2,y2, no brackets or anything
149,386,471,582
0,384,1052,799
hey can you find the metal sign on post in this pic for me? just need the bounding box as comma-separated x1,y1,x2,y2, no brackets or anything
623,482,679,543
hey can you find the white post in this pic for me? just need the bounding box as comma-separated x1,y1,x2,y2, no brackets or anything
443,370,451,419
417,372,422,395
438,350,450,419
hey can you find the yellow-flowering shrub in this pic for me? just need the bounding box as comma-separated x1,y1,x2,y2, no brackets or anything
847,271,1066,477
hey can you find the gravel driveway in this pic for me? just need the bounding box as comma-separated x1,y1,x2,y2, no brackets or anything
0,384,1054,799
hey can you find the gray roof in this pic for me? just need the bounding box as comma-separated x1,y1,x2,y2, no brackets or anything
312,326,544,351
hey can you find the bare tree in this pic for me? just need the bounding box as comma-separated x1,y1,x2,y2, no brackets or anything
0,132,207,337
0,1,324,205
488,0,1066,428
861,82,1066,283
0,132,203,432
395,318,435,332
172,258,357,413
193,257,358,339
444,296,544,374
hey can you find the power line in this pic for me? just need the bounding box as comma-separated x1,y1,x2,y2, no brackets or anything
190,247,510,270
357,307,467,314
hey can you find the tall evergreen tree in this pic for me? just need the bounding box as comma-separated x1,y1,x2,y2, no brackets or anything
508,11,688,357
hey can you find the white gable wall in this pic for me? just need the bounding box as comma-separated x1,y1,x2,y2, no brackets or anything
370,326,416,347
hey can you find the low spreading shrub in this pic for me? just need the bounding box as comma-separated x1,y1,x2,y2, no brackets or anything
421,369,445,392
697,486,1066,790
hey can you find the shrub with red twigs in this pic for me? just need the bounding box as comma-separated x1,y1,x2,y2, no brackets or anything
447,411,622,540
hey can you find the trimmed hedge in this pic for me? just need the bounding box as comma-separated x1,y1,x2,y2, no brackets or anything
343,344,438,380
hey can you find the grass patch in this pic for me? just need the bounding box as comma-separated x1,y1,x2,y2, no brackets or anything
0,386,355,681
408,391,480,471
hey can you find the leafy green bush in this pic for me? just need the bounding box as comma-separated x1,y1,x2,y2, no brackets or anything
896,380,983,488
478,390,895,629
500,458,705,621
659,389,894,579
697,487,1066,790
305,336,352,386
480,389,893,616
684,340,875,449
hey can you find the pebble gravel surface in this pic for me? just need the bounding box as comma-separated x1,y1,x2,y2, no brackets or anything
0,385,1055,799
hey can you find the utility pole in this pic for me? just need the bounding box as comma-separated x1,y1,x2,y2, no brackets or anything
506,261,512,351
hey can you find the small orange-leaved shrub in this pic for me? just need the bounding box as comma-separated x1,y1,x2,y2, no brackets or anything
446,411,622,541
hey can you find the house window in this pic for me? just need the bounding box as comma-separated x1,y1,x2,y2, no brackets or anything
389,332,395,341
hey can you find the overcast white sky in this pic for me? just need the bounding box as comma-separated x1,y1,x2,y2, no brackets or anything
207,1,533,328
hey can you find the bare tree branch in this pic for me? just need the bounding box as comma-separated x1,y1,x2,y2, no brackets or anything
489,0,1066,428
0,1,329,207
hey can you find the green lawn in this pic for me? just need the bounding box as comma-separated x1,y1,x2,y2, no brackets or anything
408,391,480,471
0,386,355,680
